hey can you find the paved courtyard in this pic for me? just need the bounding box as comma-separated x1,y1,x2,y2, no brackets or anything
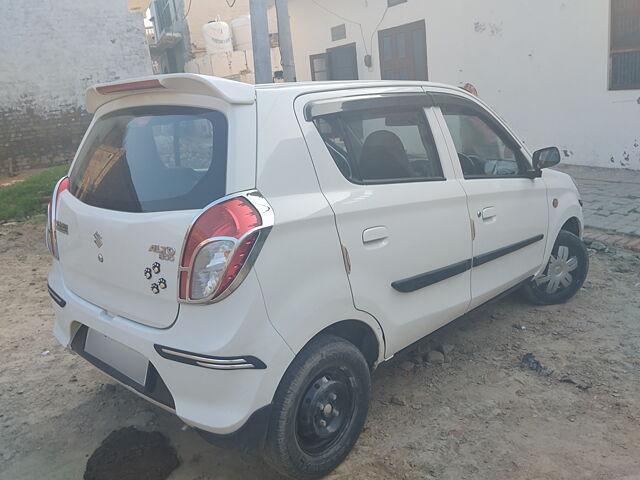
556,164,640,237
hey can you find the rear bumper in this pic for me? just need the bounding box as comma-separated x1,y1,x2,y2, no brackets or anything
48,261,294,437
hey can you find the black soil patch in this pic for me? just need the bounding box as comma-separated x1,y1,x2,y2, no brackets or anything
84,427,180,480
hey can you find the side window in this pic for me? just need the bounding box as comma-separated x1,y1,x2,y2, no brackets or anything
313,106,444,184
441,104,526,178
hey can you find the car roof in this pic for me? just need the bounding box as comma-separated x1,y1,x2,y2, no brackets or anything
255,79,466,96
86,74,468,113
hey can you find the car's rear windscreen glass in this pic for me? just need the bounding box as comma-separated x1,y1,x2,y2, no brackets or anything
69,106,227,212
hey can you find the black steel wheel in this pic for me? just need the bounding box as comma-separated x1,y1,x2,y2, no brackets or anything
263,334,371,479
295,368,356,455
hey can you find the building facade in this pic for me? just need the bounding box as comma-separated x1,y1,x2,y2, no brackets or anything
287,0,640,170
148,0,282,83
0,0,152,175
148,0,192,73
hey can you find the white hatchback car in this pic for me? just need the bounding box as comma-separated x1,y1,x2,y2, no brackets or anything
47,74,588,478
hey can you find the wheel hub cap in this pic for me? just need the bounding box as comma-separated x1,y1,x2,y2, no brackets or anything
535,245,579,294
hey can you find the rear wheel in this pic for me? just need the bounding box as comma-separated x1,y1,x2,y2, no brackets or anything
524,230,589,305
263,334,371,479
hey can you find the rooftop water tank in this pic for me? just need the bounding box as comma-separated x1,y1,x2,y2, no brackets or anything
202,21,233,56
231,16,252,51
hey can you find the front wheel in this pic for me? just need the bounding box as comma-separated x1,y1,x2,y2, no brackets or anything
523,230,589,305
263,334,371,479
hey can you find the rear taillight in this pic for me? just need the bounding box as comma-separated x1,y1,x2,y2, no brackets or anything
45,176,69,260
178,191,273,303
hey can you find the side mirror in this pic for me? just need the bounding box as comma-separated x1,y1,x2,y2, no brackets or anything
532,146,561,170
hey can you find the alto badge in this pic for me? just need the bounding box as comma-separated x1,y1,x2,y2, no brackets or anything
148,244,176,262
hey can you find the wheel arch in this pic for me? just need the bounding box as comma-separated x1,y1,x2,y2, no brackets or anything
311,319,384,370
540,202,584,276
560,216,582,238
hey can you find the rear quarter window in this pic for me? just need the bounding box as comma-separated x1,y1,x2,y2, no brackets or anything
69,106,227,212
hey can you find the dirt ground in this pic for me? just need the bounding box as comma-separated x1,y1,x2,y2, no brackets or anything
1,220,640,480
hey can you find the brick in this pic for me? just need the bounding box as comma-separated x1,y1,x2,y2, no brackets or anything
0,0,152,174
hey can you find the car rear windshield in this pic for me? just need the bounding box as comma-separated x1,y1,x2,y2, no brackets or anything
69,106,227,212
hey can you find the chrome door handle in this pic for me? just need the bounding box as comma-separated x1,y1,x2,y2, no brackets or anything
362,226,389,244
481,207,497,220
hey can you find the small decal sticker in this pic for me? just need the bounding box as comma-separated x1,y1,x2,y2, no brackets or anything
144,267,152,279
152,262,161,274
148,245,176,262
158,278,167,289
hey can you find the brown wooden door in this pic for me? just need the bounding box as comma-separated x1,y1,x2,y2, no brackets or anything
378,20,428,81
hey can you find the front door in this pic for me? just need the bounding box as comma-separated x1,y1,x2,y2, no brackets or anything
296,90,472,355
327,43,359,80
378,20,428,81
433,93,549,308
310,43,359,81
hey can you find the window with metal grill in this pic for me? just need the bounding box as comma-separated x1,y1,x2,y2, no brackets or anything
155,0,174,35
610,0,640,90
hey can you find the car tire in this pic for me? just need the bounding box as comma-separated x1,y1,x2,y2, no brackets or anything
263,334,371,479
523,230,589,305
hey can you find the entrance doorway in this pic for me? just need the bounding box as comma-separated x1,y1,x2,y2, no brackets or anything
378,20,428,81
310,43,358,81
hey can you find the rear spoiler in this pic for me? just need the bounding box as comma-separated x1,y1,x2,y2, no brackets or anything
85,73,255,113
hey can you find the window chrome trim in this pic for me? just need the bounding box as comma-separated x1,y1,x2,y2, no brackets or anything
177,189,274,305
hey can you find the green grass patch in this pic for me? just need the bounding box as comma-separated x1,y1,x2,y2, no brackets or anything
0,164,70,222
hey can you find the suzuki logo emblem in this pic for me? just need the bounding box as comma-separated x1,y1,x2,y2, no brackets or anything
93,231,103,248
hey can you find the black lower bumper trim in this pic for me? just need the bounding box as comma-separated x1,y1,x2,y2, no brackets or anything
47,283,66,308
196,404,272,453
71,325,175,409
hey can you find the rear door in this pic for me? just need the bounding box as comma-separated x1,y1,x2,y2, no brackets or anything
432,92,548,308
296,90,472,355
56,104,231,328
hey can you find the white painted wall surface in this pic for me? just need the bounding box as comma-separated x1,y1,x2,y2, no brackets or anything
0,0,152,113
287,0,640,170
0,0,152,173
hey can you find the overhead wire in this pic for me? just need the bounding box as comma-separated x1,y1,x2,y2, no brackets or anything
308,0,389,58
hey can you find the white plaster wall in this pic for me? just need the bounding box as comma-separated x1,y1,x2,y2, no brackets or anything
0,0,152,114
287,0,640,170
